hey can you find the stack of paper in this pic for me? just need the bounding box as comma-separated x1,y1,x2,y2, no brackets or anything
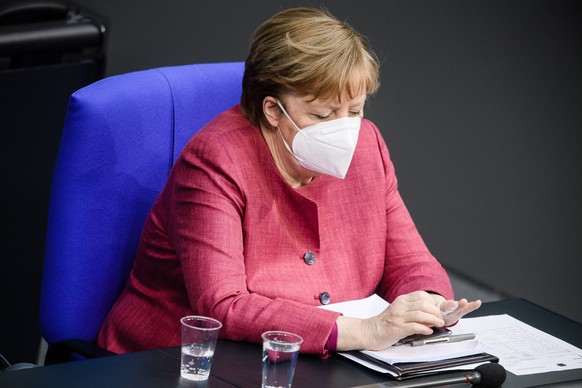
320,294,496,378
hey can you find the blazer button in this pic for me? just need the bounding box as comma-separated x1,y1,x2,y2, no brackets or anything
319,291,331,305
303,251,315,265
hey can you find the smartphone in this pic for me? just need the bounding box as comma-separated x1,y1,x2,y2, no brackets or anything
396,327,452,346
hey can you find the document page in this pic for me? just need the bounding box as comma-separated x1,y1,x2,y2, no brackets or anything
321,294,582,376
452,314,582,375
320,295,485,363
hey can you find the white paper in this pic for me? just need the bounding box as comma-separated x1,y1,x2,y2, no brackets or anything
451,314,582,375
319,294,484,366
319,293,389,318
320,294,582,376
361,339,484,364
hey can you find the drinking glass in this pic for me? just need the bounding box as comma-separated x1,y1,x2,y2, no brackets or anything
180,316,222,381
261,331,303,388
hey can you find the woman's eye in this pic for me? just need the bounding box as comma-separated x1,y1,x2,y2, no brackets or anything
314,114,331,120
312,110,361,120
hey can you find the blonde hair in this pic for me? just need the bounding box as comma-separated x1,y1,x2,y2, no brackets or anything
240,7,380,128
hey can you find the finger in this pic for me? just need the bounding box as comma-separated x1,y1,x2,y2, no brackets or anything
463,300,482,314
443,300,482,325
392,293,441,316
444,298,480,316
402,322,434,337
438,300,459,316
401,290,433,303
455,299,481,315
457,298,470,309
402,299,445,321
402,309,445,327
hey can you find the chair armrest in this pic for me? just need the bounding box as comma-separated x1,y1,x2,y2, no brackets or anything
44,339,115,365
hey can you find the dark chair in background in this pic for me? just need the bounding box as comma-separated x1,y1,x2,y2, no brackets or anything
0,0,105,75
0,0,105,365
39,61,244,364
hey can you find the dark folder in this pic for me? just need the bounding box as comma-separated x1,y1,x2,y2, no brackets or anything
345,351,499,380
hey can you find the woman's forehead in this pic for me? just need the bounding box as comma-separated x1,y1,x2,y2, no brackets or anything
295,90,367,107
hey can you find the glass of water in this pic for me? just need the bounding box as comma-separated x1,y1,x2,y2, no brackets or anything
261,331,303,388
180,316,222,381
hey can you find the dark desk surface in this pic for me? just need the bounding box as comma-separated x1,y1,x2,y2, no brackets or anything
1,299,581,387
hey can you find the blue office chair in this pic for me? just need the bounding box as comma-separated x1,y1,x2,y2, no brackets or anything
39,61,244,364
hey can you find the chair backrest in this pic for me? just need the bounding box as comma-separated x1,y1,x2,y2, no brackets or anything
40,62,244,346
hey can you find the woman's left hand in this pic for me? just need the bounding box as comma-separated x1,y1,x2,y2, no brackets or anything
430,295,482,327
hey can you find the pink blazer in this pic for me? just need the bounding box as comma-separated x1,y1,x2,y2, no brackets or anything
98,106,454,355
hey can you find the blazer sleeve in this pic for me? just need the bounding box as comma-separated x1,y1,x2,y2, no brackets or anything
369,123,455,302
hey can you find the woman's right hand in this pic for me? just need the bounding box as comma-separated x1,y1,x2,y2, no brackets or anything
336,291,446,351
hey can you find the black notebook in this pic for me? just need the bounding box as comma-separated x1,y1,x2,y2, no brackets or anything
344,351,499,380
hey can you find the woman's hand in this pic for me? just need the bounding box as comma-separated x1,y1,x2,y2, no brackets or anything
335,291,482,352
429,294,482,327
337,291,443,351
360,291,446,350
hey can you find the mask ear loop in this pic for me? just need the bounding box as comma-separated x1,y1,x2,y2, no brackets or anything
277,99,320,145
277,101,302,132
275,101,311,164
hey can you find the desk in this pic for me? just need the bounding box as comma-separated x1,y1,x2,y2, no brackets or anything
1,299,581,387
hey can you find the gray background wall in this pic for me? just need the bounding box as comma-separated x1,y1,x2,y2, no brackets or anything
2,0,580,364
73,0,580,320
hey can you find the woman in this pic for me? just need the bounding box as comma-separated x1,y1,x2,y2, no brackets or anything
98,7,480,356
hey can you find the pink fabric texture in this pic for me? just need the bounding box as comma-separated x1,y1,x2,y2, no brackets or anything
326,323,339,353
97,106,454,355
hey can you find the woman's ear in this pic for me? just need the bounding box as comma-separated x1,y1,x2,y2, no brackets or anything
262,96,281,129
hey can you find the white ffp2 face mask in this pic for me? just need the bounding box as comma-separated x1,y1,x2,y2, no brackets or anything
277,101,361,179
